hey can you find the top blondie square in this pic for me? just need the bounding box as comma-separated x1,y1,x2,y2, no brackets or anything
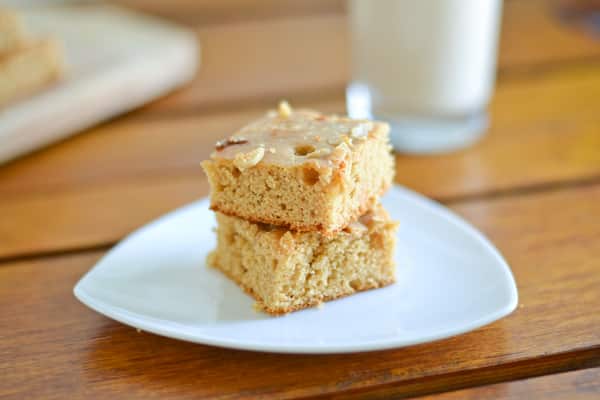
202,102,395,235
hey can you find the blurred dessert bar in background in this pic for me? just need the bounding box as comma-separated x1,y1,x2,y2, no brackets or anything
0,8,63,107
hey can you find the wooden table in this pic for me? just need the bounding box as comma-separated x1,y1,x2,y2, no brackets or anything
1,1,599,398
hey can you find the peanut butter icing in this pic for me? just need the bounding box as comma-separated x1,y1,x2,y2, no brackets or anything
211,101,388,169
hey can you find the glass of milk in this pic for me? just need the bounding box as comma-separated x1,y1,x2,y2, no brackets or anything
347,0,503,153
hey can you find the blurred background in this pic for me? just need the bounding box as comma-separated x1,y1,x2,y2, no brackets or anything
0,0,600,153
0,0,599,259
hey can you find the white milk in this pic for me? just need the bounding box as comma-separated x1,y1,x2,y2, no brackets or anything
347,0,503,152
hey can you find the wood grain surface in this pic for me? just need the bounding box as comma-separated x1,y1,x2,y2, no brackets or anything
417,367,600,400
2,0,600,398
113,0,346,25
2,63,600,198
1,63,599,260
2,184,600,399
139,0,600,115
148,14,348,113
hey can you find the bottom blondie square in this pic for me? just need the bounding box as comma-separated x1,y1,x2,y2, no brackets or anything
207,203,398,315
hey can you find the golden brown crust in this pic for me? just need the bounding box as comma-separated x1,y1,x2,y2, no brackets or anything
209,204,326,233
261,279,396,315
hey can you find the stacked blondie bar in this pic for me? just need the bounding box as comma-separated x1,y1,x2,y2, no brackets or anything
202,102,397,315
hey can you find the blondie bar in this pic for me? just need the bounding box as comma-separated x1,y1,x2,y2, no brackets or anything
207,203,397,315
0,38,63,107
202,102,395,234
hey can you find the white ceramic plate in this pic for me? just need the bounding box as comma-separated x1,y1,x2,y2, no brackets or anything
74,185,518,354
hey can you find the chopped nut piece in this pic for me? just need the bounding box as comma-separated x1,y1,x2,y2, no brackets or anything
318,167,333,185
330,142,351,161
265,175,277,189
215,136,248,151
350,122,373,139
278,231,295,254
327,136,345,146
278,100,292,118
359,212,389,229
306,148,331,158
344,221,369,235
233,146,265,170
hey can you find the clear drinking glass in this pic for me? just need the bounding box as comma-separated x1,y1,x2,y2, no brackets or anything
347,0,503,153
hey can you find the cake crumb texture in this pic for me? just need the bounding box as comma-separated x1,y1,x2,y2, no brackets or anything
207,204,398,315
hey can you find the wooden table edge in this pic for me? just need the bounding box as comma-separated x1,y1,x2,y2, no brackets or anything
304,346,600,399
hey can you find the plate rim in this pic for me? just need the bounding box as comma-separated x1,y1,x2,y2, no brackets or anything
74,185,518,354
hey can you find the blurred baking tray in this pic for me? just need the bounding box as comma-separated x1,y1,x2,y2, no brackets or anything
0,4,198,164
